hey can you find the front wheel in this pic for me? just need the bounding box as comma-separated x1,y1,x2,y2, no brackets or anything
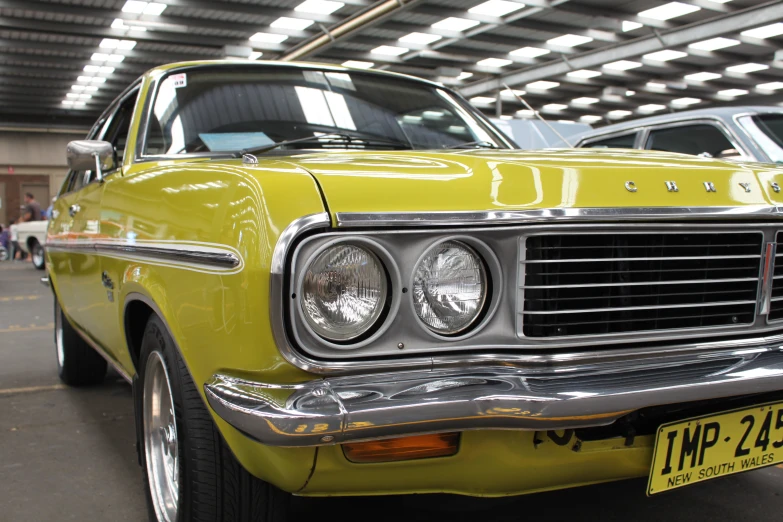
138,314,289,522
31,241,45,270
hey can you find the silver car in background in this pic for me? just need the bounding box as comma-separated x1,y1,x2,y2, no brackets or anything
573,106,783,163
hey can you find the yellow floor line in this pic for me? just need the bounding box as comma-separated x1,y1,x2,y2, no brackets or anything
0,295,41,302
0,323,54,333
0,384,66,396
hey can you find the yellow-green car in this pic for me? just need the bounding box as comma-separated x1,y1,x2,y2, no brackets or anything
47,60,783,521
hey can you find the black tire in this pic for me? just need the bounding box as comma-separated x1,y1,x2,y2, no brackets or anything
138,314,289,522
55,298,107,386
31,240,45,270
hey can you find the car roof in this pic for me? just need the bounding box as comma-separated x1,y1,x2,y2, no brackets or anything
575,106,783,143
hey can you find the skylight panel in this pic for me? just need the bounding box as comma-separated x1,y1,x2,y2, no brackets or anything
468,0,525,17
342,60,373,69
432,17,481,32
271,17,314,30
295,0,344,15
470,96,496,105
526,80,559,90
607,110,632,119
547,34,593,47
250,32,288,43
572,97,598,105
371,45,408,56
741,23,783,39
543,103,567,111
122,1,166,15
622,21,642,32
516,109,536,117
248,52,263,60
567,69,601,78
643,50,687,62
399,32,442,45
477,58,513,67
757,82,783,91
509,46,549,58
638,2,699,21
684,72,721,81
647,82,666,89
671,97,701,106
639,104,666,112
689,37,739,51
580,115,602,123
726,63,769,73
457,72,474,80
718,89,748,97
603,60,642,71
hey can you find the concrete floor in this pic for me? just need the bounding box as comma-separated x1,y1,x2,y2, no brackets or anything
2,262,783,521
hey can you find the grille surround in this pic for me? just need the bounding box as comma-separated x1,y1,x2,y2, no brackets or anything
517,225,776,345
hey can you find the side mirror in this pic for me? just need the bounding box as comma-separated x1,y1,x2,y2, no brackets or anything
66,140,115,182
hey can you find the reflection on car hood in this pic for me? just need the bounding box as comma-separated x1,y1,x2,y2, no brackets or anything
277,148,783,214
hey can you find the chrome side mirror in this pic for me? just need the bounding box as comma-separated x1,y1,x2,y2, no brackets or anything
66,140,115,182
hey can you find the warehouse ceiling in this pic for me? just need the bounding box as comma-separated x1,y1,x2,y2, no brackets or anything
1,0,783,128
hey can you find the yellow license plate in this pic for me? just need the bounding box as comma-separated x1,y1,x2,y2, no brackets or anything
648,401,783,495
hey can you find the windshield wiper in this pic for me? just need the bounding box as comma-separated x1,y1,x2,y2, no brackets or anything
446,140,498,149
237,133,412,157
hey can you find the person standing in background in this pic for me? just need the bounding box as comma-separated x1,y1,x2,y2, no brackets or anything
21,193,43,222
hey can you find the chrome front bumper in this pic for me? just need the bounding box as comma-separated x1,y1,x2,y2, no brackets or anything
205,345,783,447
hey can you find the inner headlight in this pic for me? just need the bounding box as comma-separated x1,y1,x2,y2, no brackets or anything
412,240,487,335
301,243,388,342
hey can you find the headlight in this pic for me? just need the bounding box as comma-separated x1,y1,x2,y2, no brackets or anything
412,240,487,335
301,243,388,342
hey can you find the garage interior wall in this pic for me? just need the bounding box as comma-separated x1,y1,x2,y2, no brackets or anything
0,129,86,227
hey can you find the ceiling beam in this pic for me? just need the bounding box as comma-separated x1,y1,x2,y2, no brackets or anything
460,1,783,97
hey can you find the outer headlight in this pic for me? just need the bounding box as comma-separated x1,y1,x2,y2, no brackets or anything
301,243,388,342
412,240,487,335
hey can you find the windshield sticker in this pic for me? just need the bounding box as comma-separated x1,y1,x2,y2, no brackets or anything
170,73,187,88
199,132,275,152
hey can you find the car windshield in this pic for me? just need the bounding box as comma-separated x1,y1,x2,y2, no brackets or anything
739,113,783,163
143,65,510,156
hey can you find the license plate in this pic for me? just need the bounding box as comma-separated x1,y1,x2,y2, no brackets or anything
648,401,783,495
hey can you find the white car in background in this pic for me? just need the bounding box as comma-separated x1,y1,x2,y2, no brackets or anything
11,220,48,270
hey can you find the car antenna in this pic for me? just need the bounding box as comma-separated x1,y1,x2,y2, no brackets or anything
501,82,573,147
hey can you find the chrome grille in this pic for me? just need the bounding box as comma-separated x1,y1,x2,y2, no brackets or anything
770,231,783,322
520,231,764,338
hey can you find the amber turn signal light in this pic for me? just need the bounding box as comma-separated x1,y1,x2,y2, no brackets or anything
342,432,460,463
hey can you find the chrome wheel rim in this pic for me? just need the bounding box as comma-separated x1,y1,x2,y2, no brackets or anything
143,351,179,522
32,246,44,267
55,303,64,368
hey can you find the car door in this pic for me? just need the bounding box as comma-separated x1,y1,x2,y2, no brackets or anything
68,88,139,354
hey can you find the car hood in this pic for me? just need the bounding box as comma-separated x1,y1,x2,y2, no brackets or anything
278,148,783,216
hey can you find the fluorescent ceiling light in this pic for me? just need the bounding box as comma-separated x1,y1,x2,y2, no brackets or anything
684,72,721,81
516,109,536,117
543,103,567,111
718,89,748,97
84,65,101,72
622,21,642,32
547,34,593,47
742,23,783,39
122,1,147,13
66,93,80,98
112,18,126,29
271,17,314,30
79,94,92,99
603,60,641,70
757,82,783,91
399,32,442,45
432,17,480,32
647,81,666,89
470,96,495,105
107,54,125,62
626,90,636,96
62,100,74,105
248,51,263,60
457,71,473,80
500,88,526,97
250,32,288,43
143,2,166,15
71,85,85,91
726,63,769,73
83,85,99,91
371,45,408,56
643,49,687,62
469,0,525,16
295,0,344,15
526,80,559,90
509,46,549,58
100,38,120,48
638,2,699,21
77,76,92,82
607,110,632,119
91,53,110,61
477,57,512,67
689,37,739,51
572,97,598,105
580,115,602,123
567,69,601,78
672,97,701,106
342,60,373,69
639,104,666,112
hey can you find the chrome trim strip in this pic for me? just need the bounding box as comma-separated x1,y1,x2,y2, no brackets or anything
335,206,782,228
205,344,783,446
46,239,241,270
522,300,757,316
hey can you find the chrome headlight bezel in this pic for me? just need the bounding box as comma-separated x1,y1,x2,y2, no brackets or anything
294,237,401,349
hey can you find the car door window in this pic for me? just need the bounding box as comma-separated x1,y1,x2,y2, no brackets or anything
87,90,139,183
645,124,739,159
582,132,638,149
